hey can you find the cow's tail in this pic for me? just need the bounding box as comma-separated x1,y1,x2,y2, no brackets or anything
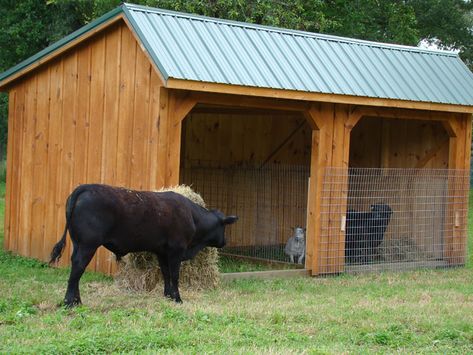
49,186,87,265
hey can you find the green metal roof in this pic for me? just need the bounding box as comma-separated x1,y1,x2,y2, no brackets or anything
2,3,473,107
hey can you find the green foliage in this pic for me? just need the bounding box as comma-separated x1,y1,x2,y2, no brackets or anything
323,0,419,45
0,160,5,186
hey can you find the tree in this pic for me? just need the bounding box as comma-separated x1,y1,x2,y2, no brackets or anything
409,0,473,66
322,0,419,45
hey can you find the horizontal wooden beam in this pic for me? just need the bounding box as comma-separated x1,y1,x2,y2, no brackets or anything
191,106,304,116
189,91,311,112
353,107,453,122
167,78,473,114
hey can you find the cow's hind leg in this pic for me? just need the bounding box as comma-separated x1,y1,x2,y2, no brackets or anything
156,253,171,298
64,243,97,307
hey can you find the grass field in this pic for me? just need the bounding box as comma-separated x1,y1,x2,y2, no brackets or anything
0,185,472,353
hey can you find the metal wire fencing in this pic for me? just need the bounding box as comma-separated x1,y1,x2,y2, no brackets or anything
180,162,309,265
319,168,470,274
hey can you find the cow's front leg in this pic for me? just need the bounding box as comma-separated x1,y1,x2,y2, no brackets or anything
167,249,184,303
156,253,171,298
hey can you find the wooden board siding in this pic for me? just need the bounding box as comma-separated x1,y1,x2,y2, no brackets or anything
350,118,449,169
181,111,311,167
4,21,164,274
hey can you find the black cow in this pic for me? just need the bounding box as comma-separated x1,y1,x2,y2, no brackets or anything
345,202,392,264
49,184,238,306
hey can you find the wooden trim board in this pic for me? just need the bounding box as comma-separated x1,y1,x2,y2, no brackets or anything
168,78,473,114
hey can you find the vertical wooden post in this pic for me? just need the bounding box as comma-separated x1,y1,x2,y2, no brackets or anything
158,88,197,188
305,104,361,275
304,103,334,275
444,113,470,265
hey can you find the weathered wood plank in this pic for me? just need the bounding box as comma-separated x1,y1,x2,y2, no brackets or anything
55,53,78,266
72,46,91,189
116,28,137,189
15,78,35,257
31,68,51,261
130,44,151,189
147,71,162,191
44,60,63,264
4,89,17,251
87,35,106,272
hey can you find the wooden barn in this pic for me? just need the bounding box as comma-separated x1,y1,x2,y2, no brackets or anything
1,3,472,276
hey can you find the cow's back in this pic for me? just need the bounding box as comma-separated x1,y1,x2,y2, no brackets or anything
69,185,198,253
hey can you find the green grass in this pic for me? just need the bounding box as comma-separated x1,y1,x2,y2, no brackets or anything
1,187,473,353
218,255,299,273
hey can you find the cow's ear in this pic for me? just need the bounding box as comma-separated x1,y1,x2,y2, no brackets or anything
223,215,238,225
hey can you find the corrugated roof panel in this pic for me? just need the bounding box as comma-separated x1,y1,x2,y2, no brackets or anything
123,3,473,106
419,54,459,103
282,35,327,92
381,48,421,101
293,36,343,94
438,56,473,103
215,25,254,84
395,50,440,102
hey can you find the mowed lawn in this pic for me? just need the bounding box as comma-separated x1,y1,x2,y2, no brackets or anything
0,189,473,353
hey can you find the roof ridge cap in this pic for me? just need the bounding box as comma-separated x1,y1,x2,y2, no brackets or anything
123,2,458,57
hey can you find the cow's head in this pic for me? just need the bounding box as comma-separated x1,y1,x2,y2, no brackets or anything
370,202,393,221
206,210,238,248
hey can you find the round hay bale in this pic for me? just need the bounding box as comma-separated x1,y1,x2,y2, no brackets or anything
114,185,220,292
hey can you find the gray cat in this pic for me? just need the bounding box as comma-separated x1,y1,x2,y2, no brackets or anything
284,227,306,264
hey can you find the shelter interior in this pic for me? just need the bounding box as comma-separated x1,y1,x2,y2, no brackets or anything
179,105,311,264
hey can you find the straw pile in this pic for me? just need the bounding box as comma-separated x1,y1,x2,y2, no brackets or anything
114,185,220,292
379,235,429,262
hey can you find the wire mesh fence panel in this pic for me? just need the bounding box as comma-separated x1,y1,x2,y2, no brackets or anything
181,162,309,265
320,168,470,274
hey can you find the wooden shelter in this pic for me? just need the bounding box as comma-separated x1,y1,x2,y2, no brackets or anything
1,4,472,275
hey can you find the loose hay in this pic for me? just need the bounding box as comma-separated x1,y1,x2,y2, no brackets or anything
379,235,430,262
114,185,220,292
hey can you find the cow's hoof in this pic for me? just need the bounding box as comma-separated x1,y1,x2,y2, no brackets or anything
63,298,82,308
174,297,183,304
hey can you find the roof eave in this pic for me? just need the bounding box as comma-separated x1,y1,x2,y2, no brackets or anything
0,6,124,90
166,78,473,114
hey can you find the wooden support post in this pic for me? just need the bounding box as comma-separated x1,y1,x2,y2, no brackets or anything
304,103,334,275
444,113,471,265
305,104,360,276
158,88,197,188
